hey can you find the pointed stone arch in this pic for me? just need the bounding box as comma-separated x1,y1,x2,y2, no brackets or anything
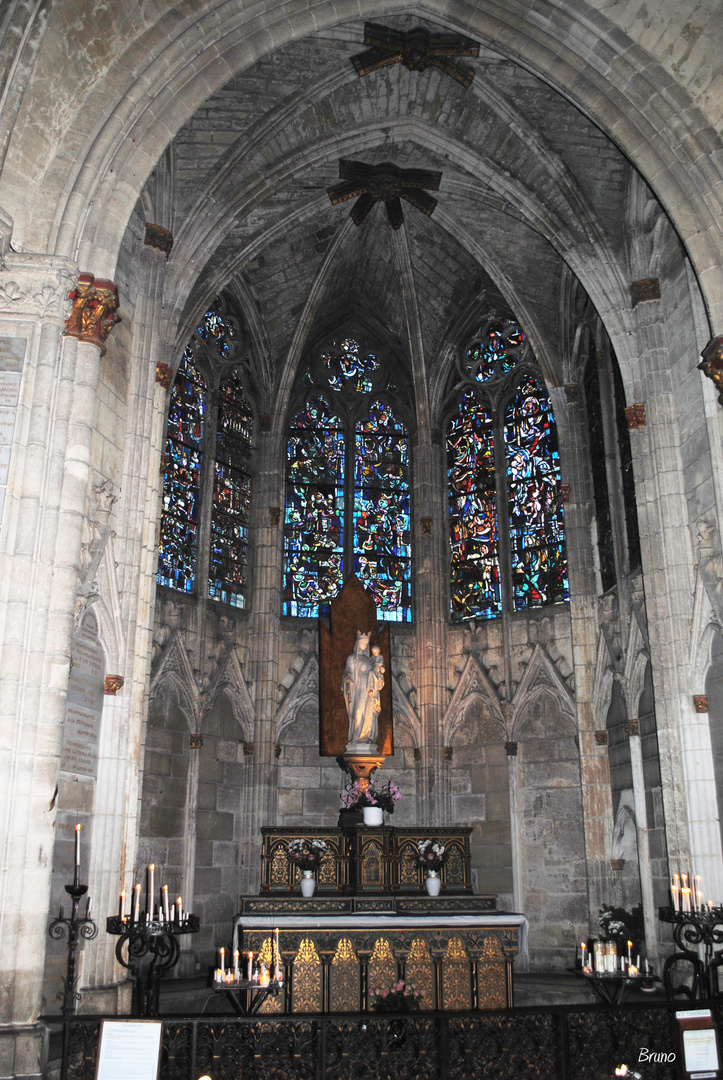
511,645,576,740
149,632,200,730
275,653,319,744
206,649,253,743
443,654,506,746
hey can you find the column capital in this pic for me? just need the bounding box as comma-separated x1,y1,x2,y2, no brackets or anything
63,272,121,355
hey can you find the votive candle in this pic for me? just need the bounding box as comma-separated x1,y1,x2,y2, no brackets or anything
133,883,141,922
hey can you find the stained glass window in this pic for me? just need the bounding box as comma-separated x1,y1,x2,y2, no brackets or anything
209,372,253,608
448,392,501,619
447,319,568,621
283,394,345,617
505,375,568,610
158,347,205,593
354,400,411,621
198,297,238,357
284,338,411,621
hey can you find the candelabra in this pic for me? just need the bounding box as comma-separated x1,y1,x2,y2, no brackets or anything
48,880,98,1016
658,905,723,1000
106,914,200,1017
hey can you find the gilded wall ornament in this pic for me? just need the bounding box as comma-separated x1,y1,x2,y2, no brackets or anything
63,273,121,355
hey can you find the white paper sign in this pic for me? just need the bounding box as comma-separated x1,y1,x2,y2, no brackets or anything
683,1028,719,1072
95,1021,162,1080
60,610,105,777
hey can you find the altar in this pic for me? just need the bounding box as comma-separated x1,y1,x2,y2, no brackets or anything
232,824,526,1014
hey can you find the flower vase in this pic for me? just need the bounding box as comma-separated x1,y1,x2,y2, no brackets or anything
363,806,384,826
425,870,441,897
300,870,316,897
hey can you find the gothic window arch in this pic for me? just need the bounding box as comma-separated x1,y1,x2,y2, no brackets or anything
283,335,412,622
447,318,568,622
158,296,254,609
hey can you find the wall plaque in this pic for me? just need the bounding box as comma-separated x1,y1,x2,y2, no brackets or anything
60,609,105,777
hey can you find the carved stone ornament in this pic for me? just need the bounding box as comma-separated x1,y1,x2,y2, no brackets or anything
594,730,608,745
243,742,255,756
560,484,571,504
144,223,174,258
624,719,640,736
352,23,479,87
699,336,723,405
630,278,661,307
624,403,646,429
610,858,625,871
63,273,121,355
564,384,579,403
155,362,173,388
103,675,124,696
443,746,453,761
505,741,518,757
190,733,203,749
420,516,432,535
693,695,709,713
269,506,281,527
413,747,421,761
274,744,282,758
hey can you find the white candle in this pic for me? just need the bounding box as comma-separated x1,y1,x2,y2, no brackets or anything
219,948,225,976
133,883,141,922
119,891,126,919
673,874,680,912
645,958,649,974
275,928,280,979
627,940,632,964
636,954,640,969
234,949,240,980
177,896,183,922
148,865,155,915
74,824,81,867
163,884,170,922
248,952,253,980
170,904,175,922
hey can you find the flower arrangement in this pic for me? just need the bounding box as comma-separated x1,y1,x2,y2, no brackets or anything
287,838,327,872
416,839,449,873
597,903,644,945
368,980,423,1013
340,778,403,815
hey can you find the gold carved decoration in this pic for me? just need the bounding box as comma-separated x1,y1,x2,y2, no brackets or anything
103,675,124,696
361,837,383,888
441,936,471,1011
406,938,434,1011
293,938,322,1014
699,337,723,405
445,845,465,888
270,845,288,887
155,362,173,388
64,273,121,356
398,842,419,887
330,937,359,1012
476,934,506,1010
317,850,337,887
693,695,709,713
624,403,646,429
189,733,203,750
368,937,397,991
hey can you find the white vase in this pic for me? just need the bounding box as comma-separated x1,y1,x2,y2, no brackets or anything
425,871,441,897
300,870,316,897
363,806,384,826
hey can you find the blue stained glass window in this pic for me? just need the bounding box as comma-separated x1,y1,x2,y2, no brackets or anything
209,372,253,608
158,347,205,593
198,298,237,357
322,338,379,393
283,394,345,617
466,320,526,384
354,400,411,622
505,374,569,610
448,391,501,620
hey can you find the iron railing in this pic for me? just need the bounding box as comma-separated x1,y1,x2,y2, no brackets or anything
43,998,707,1080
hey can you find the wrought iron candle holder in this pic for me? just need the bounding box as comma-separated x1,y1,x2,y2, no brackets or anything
658,905,723,1000
48,880,98,1016
106,913,200,1017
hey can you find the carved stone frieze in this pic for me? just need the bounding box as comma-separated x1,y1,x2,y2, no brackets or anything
0,254,76,321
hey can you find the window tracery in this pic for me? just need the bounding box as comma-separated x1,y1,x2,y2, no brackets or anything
447,318,568,621
158,297,253,609
283,336,411,621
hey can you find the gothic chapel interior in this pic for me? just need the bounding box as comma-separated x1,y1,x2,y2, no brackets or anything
3,0,723,1075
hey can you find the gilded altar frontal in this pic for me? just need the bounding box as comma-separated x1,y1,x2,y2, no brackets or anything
2,1,723,1075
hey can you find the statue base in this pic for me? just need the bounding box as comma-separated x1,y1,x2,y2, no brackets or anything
339,752,386,791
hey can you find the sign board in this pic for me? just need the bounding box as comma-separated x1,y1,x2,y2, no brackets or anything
60,609,105,777
94,1020,163,1080
677,1009,720,1080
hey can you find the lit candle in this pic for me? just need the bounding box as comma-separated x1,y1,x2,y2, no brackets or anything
219,948,225,976
177,897,183,922
133,883,141,922
148,865,155,914
163,884,170,922
74,824,81,867
248,952,253,980
119,891,126,920
581,942,586,969
627,940,632,964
